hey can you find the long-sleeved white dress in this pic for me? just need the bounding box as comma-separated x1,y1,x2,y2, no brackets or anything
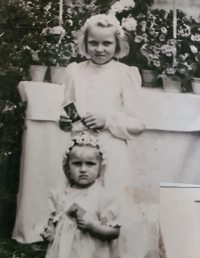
62,59,146,258
45,183,120,258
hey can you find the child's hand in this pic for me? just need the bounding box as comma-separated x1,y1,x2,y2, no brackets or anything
59,115,72,132
40,225,55,242
82,113,105,130
76,214,95,232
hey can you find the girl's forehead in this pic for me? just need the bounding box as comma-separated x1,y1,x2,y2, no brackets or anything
70,145,100,160
88,25,116,38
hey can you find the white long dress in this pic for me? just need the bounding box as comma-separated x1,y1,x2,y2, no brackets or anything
62,60,148,258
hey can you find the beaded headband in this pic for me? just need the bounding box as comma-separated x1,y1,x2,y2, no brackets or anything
82,14,125,39
63,133,107,166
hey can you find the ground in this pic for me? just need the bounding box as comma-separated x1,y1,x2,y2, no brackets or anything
0,186,48,258
0,238,47,258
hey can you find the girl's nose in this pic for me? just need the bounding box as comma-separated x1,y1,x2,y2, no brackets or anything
80,164,87,173
96,44,103,52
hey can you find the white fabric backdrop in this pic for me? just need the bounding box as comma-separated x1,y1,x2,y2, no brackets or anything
12,82,200,255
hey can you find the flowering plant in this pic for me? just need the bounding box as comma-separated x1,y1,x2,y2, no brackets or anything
19,0,97,66
179,18,200,78
133,9,197,82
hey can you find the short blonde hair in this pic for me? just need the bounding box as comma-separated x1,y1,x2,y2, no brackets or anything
77,14,130,59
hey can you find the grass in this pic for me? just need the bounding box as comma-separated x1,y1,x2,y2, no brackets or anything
0,238,47,258
0,186,48,258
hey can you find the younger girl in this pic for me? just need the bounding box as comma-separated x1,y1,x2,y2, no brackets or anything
42,133,120,258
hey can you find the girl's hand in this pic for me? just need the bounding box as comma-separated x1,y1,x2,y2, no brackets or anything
76,214,95,232
82,113,105,130
59,115,72,132
40,225,55,242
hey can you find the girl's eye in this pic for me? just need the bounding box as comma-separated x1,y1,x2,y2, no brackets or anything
72,161,82,166
86,161,96,166
103,41,113,46
88,41,98,46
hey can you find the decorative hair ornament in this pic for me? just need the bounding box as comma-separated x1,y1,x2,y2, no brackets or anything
63,132,107,165
82,14,125,39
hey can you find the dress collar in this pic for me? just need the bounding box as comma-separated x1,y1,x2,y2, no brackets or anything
88,59,117,70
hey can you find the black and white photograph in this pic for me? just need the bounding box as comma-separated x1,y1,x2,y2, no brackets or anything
63,102,81,123
0,0,200,258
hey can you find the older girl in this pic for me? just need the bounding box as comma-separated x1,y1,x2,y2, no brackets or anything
59,14,144,257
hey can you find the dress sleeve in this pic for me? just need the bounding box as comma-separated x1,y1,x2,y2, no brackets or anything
48,189,63,223
105,66,144,140
99,192,121,228
61,62,77,107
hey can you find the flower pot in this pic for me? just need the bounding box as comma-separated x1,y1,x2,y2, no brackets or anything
30,65,48,82
162,75,182,93
50,66,67,84
191,77,200,94
141,69,158,87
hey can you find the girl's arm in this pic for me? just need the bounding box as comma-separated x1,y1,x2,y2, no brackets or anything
40,218,55,242
103,66,145,139
76,216,119,241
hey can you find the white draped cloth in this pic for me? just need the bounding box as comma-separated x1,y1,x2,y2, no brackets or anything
12,82,68,243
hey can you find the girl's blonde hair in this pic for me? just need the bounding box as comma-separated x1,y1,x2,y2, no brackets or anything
77,14,130,59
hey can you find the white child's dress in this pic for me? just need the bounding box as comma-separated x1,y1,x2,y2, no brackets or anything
62,60,145,258
45,183,120,258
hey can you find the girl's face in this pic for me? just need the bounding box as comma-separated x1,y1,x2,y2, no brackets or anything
87,25,117,65
68,145,101,188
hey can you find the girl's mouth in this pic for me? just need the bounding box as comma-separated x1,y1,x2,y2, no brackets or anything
79,175,88,178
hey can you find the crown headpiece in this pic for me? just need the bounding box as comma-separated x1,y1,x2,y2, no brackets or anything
63,132,106,165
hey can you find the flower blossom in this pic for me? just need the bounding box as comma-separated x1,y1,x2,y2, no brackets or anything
140,21,146,32
135,35,143,43
190,45,198,53
3,104,17,113
166,68,176,74
44,3,51,12
159,34,165,42
122,16,137,31
109,0,135,14
161,27,167,34
191,34,200,42
49,26,65,35
153,59,160,67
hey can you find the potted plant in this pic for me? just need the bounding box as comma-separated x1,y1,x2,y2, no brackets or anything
107,0,155,86
182,18,200,94
21,31,49,82
159,38,195,93
40,0,97,84
132,9,170,87
132,9,197,91
191,59,200,94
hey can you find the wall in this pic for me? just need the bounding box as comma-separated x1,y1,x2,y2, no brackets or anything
152,0,200,20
